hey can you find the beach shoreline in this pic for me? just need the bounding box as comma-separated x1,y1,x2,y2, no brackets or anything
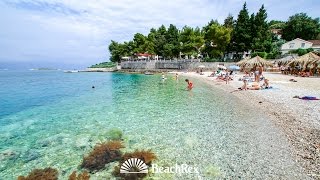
180,71,320,179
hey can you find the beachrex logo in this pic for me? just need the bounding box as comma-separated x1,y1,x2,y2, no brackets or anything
120,158,148,174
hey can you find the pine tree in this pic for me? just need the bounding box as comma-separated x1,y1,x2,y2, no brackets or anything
164,24,180,58
251,5,272,52
223,14,235,29
233,2,251,54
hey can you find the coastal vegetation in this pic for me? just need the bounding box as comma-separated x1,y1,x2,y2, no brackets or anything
108,3,320,62
289,48,314,56
89,62,116,68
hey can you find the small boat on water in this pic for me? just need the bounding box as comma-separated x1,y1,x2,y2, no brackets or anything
144,71,154,75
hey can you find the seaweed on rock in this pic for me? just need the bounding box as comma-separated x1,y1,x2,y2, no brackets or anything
112,149,157,180
68,171,90,180
17,167,58,180
122,149,157,165
112,165,147,180
81,140,124,172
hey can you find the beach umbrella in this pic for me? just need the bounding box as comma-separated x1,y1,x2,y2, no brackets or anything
287,52,320,69
236,57,250,66
228,65,240,71
198,65,206,68
239,56,273,68
275,55,296,66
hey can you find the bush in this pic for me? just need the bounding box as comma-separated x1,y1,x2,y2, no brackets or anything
89,62,116,68
289,48,314,56
251,52,267,58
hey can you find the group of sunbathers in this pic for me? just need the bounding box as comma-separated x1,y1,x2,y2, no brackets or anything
209,69,234,83
238,78,270,91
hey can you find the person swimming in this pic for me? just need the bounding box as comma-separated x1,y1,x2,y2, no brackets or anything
185,79,193,90
160,72,166,82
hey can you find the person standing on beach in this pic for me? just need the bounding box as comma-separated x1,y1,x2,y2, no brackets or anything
258,65,263,81
175,73,179,82
254,67,259,82
225,70,230,84
185,79,193,90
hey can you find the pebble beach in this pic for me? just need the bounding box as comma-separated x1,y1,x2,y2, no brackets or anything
181,71,320,179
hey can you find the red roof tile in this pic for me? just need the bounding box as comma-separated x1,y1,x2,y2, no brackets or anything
308,40,320,45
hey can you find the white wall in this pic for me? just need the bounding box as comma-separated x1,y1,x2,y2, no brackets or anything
281,38,313,54
312,45,320,52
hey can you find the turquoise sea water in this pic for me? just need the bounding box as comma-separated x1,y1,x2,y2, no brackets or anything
0,71,307,179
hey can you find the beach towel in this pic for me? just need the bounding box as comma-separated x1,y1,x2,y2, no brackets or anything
294,96,320,100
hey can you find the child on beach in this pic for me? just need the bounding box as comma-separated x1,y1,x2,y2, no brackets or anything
185,79,193,90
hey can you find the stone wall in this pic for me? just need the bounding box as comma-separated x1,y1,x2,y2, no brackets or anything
121,60,235,71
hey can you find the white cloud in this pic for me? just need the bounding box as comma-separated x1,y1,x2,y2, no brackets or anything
0,0,319,68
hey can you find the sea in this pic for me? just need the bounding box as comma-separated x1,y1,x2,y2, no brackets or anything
0,70,308,179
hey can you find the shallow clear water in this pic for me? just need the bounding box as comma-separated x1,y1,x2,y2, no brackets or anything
0,71,307,179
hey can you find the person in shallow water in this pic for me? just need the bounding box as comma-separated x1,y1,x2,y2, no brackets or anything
161,72,166,83
185,79,193,90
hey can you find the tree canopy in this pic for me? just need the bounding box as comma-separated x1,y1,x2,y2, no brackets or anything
107,3,319,62
282,13,320,41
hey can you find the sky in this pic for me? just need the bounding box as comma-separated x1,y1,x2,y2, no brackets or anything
0,0,319,69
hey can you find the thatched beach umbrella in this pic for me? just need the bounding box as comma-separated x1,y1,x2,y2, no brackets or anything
275,55,296,66
287,52,320,69
238,56,273,68
236,57,250,67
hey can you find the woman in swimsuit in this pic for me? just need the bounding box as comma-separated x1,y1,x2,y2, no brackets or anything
185,79,193,90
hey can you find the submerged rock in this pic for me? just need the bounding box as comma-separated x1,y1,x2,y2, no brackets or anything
0,149,18,161
23,150,41,163
75,137,90,150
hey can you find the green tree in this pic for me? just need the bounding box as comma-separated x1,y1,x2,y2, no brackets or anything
233,2,251,54
282,13,320,41
132,33,147,53
223,14,235,29
164,24,180,58
146,28,157,54
179,26,204,57
269,20,285,29
203,22,232,58
154,25,167,57
122,41,135,56
109,40,124,62
251,5,272,52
